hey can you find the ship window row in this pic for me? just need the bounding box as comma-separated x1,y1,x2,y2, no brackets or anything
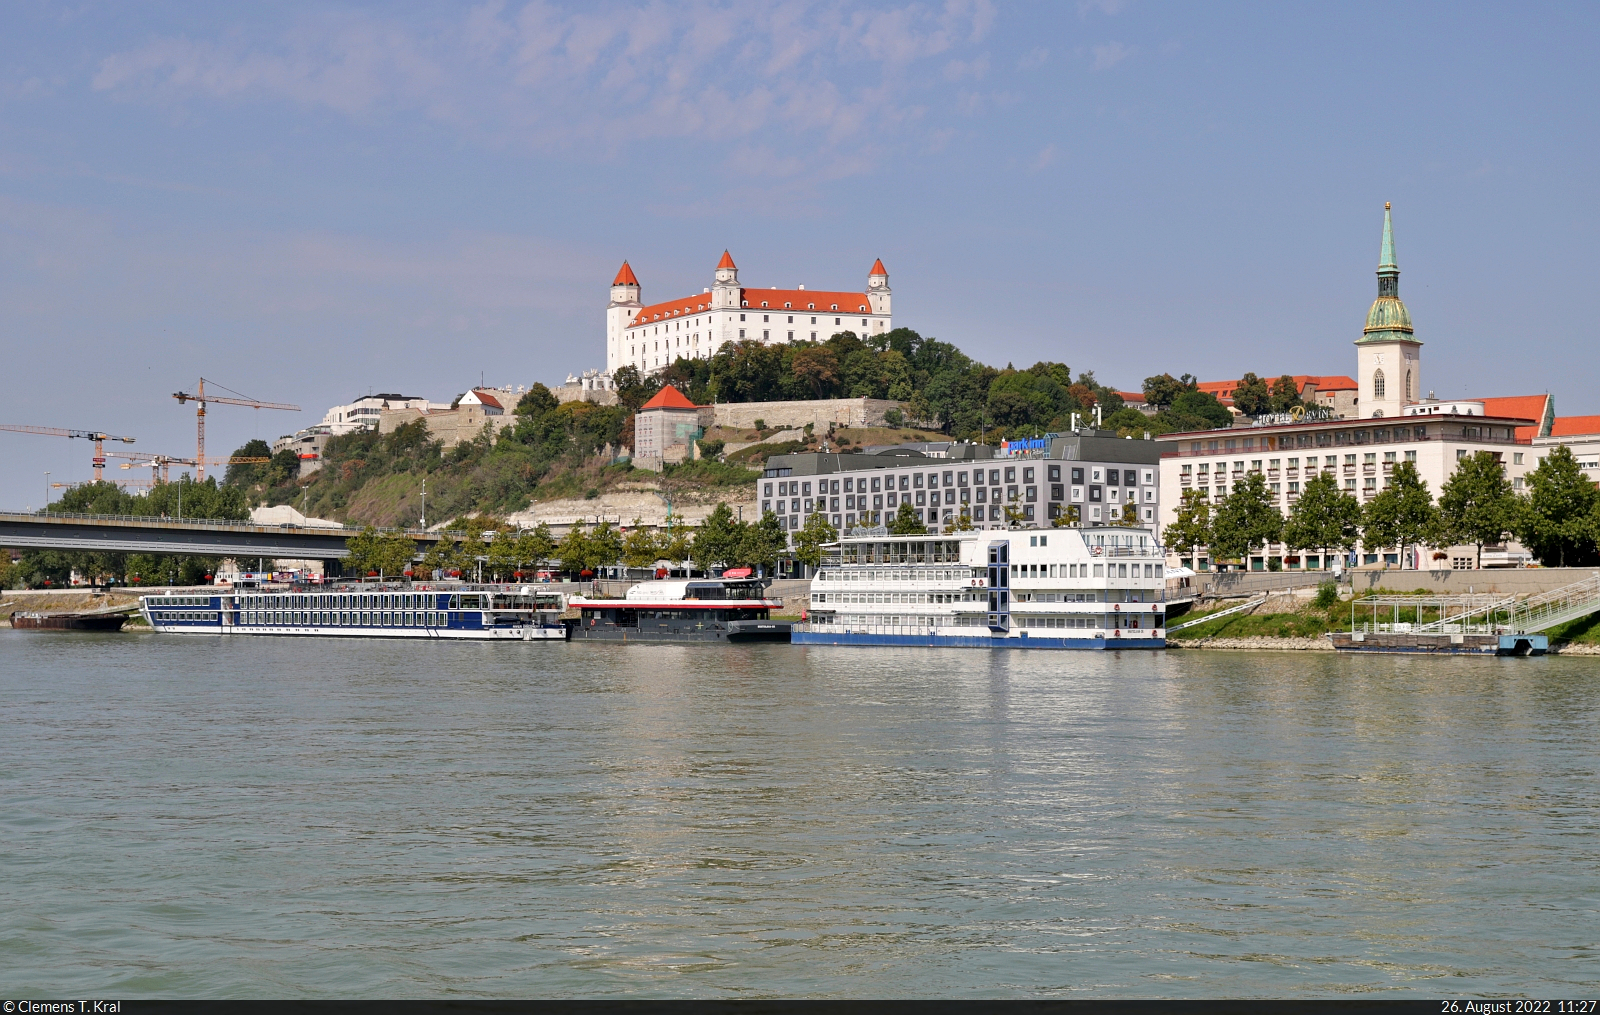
156,611,216,622
153,596,210,606
239,593,441,609
812,614,989,629
812,591,980,605
1014,616,1101,629
241,610,453,627
818,567,983,581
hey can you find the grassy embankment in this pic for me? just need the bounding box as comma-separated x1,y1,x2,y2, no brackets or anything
1172,586,1600,648
1167,597,1343,642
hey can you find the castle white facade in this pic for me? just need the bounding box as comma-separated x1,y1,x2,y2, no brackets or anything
605,251,893,374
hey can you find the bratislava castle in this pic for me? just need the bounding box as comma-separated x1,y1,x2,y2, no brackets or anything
605,251,893,374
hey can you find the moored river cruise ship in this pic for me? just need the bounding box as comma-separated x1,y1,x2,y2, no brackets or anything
141,585,568,640
793,526,1166,649
567,572,791,642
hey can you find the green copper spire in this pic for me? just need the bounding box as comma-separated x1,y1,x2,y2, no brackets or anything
1359,201,1417,344
1379,201,1397,272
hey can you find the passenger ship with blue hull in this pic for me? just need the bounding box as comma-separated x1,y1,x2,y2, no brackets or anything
793,526,1166,650
141,585,568,641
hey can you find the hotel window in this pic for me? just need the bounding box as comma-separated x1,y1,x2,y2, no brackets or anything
1384,451,1396,462
1513,453,1524,464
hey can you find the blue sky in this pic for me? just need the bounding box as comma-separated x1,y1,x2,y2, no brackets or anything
3,1,1596,506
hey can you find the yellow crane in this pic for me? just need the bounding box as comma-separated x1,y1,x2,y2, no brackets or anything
0,424,136,482
173,378,299,481
107,450,270,484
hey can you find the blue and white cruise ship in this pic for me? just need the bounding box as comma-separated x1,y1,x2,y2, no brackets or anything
141,584,568,641
793,526,1166,649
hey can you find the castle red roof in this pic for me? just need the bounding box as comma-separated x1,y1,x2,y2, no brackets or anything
625,289,874,330
1550,415,1600,437
717,250,737,270
640,385,699,410
1191,374,1357,406
613,261,639,286
1478,394,1552,442
870,258,887,276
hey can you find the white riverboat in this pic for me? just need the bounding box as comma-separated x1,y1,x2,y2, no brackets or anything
140,584,568,641
794,526,1166,649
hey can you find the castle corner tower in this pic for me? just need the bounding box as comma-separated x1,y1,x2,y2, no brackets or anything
606,261,642,373
867,258,891,316
1355,203,1421,417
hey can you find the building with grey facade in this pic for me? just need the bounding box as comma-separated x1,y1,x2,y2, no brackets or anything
760,432,1163,540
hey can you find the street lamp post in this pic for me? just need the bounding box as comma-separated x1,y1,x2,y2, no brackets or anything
44,472,50,516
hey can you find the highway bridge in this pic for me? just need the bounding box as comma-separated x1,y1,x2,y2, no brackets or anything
0,511,437,560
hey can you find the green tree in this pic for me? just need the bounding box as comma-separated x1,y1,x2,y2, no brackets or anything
659,519,692,565
1209,472,1282,565
1361,461,1439,567
515,523,556,575
691,503,743,571
950,507,976,531
1514,444,1600,567
420,534,457,578
1164,490,1212,558
1051,504,1082,528
1269,375,1303,413
1438,451,1518,569
793,510,838,569
587,521,623,573
622,521,663,569
224,439,274,487
1141,373,1191,410
1119,501,1141,525
1231,373,1272,416
486,525,523,580
736,511,788,574
1168,388,1234,429
344,526,411,577
888,501,926,534
555,522,591,577
1282,473,1362,563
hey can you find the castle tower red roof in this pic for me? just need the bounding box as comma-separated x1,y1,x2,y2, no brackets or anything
869,258,887,276
716,250,737,270
613,261,639,286
640,385,699,410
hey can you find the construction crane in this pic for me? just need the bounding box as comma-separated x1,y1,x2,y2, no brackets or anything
172,378,298,482
108,450,269,484
0,425,136,482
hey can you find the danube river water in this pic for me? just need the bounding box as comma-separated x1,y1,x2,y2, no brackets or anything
2,630,1597,998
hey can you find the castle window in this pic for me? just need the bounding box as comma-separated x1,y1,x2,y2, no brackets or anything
787,316,793,323
808,304,815,310
1405,370,1413,400
742,301,749,307
784,303,791,309
831,304,838,311
763,315,769,322
761,302,769,308
1373,369,1386,399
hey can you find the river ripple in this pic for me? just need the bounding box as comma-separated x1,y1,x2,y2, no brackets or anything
2,631,1597,997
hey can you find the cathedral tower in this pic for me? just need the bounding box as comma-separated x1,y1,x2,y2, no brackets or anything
1356,203,1421,417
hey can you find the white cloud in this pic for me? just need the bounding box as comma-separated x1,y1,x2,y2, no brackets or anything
89,1,1000,179
1091,41,1132,71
